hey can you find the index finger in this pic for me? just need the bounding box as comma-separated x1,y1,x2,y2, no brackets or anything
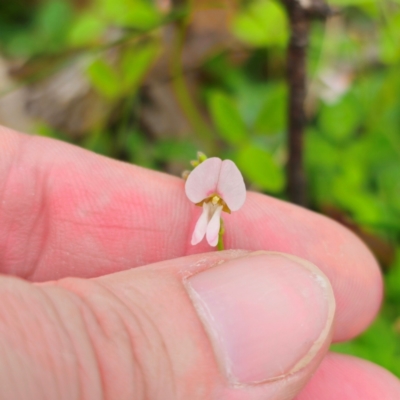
0,127,382,342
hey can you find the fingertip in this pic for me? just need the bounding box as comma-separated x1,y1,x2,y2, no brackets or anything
297,353,400,400
186,252,335,387
229,192,383,342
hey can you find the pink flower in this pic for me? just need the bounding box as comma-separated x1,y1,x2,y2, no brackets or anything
185,157,246,247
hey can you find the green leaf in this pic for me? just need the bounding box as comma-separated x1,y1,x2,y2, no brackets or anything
83,130,114,156
376,162,400,216
305,128,339,203
124,130,156,168
68,13,106,47
35,0,73,48
230,77,271,127
6,33,40,57
87,59,121,99
236,144,284,193
386,250,400,301
153,139,197,163
318,93,362,143
254,83,287,134
121,43,159,92
332,182,388,225
327,0,374,5
379,12,400,65
208,91,248,145
98,0,161,30
232,0,288,48
306,128,340,168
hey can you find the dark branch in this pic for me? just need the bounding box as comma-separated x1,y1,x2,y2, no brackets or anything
281,0,332,206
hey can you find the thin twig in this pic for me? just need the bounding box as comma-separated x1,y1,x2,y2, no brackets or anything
281,0,332,206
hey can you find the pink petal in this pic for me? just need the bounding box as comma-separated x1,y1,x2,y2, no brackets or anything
191,203,209,245
185,157,222,204
206,205,223,247
216,159,246,211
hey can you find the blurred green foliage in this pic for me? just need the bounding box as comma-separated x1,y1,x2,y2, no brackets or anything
1,0,400,377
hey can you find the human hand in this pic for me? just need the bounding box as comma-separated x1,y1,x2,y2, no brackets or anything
0,127,399,399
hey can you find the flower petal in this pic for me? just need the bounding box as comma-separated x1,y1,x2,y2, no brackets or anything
185,157,222,204
216,159,246,211
191,203,209,245
206,205,223,247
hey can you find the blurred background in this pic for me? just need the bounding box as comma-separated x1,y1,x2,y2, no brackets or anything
1,0,400,376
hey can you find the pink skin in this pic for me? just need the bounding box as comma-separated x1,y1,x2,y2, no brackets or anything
296,353,400,400
0,126,398,399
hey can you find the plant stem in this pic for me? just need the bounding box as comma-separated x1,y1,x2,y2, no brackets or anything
281,0,332,206
286,2,309,206
217,218,225,251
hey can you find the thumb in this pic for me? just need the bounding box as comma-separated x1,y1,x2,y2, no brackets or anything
0,251,335,400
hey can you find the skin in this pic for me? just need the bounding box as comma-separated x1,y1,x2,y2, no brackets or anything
0,125,399,399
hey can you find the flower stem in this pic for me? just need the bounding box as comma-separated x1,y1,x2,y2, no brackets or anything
217,218,225,251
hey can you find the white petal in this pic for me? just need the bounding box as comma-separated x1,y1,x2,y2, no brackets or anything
191,203,209,245
185,157,222,204
206,205,223,247
217,159,246,211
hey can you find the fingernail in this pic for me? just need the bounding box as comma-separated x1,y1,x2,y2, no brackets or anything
186,252,335,385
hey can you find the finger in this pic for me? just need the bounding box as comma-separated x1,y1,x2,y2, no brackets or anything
0,128,381,342
295,352,400,400
0,252,335,400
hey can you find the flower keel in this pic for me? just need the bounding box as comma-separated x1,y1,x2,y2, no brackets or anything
191,202,223,246
206,204,223,247
191,203,209,245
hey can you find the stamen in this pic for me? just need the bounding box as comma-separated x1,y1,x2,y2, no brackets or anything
211,195,220,205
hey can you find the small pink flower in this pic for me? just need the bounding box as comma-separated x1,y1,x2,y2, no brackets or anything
185,157,246,247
